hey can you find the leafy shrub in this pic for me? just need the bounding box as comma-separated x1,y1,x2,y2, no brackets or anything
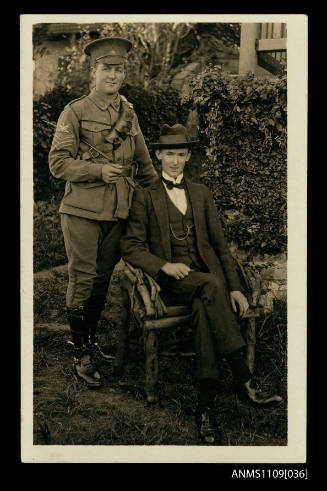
120,83,188,147
34,200,66,272
183,66,287,254
33,87,78,203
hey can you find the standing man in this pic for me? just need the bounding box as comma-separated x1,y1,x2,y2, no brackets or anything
121,124,282,444
49,38,157,388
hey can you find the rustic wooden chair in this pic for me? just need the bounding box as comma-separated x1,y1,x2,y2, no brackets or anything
114,258,262,403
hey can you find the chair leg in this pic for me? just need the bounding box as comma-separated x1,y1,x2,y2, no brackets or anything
144,330,159,403
244,317,256,374
113,287,131,376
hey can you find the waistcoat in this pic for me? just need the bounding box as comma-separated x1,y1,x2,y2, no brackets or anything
165,190,206,272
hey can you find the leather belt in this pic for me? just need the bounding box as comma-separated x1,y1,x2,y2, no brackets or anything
120,167,133,177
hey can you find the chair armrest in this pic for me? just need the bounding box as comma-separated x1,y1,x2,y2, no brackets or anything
232,255,262,307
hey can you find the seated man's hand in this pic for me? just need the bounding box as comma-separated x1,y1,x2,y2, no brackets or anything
230,291,249,318
161,262,192,280
101,163,123,183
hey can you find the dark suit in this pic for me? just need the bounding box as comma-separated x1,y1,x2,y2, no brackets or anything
121,177,246,381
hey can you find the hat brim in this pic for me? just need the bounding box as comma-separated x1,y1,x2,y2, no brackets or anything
95,55,127,65
150,141,199,149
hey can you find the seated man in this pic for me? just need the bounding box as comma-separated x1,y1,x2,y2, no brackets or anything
120,124,282,444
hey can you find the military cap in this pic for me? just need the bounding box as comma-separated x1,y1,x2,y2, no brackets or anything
151,124,198,149
84,37,132,65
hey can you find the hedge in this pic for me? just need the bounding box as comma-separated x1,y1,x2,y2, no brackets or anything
182,66,287,255
34,199,66,272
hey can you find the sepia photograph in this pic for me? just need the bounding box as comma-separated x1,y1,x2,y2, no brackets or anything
21,14,307,464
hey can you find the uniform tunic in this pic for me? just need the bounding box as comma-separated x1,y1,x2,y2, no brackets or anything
49,89,157,221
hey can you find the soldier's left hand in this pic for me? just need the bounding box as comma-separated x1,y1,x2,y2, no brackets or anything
230,291,249,318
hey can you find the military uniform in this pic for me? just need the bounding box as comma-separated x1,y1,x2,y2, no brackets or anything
49,89,157,307
48,37,157,387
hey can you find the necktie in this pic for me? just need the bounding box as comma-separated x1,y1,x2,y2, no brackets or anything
161,176,185,190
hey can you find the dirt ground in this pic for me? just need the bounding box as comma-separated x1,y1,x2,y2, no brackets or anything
33,264,287,446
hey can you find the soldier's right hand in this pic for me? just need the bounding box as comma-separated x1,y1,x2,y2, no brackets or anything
161,262,192,280
101,163,123,183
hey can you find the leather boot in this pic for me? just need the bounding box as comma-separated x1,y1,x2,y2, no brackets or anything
73,347,102,388
84,296,114,362
67,306,102,387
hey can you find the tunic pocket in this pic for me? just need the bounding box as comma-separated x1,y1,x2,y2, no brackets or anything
63,181,106,212
80,120,112,146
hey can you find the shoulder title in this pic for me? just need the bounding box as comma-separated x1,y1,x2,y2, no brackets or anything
66,95,87,108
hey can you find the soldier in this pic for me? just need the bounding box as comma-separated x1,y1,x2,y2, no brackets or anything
49,37,157,388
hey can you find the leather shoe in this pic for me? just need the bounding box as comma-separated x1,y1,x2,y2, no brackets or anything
236,378,282,406
195,406,219,445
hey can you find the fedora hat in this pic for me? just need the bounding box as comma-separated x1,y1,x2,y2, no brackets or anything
151,124,199,149
84,37,132,65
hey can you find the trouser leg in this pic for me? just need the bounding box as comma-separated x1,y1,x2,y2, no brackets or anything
192,298,220,382
85,220,126,351
197,274,246,356
89,220,126,299
226,348,252,385
61,215,125,340
162,272,246,358
61,214,100,309
196,277,251,383
61,213,100,353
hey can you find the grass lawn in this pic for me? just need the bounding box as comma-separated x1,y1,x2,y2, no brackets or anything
34,264,287,446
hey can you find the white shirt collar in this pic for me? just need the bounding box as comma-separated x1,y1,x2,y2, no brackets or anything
162,171,184,184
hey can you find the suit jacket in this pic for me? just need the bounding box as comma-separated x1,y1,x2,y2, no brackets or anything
121,177,242,292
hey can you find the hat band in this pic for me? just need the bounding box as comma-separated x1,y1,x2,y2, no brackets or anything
158,135,189,145
95,54,127,64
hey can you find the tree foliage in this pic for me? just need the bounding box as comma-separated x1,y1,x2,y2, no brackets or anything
33,22,240,91
50,23,196,90
182,66,287,255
